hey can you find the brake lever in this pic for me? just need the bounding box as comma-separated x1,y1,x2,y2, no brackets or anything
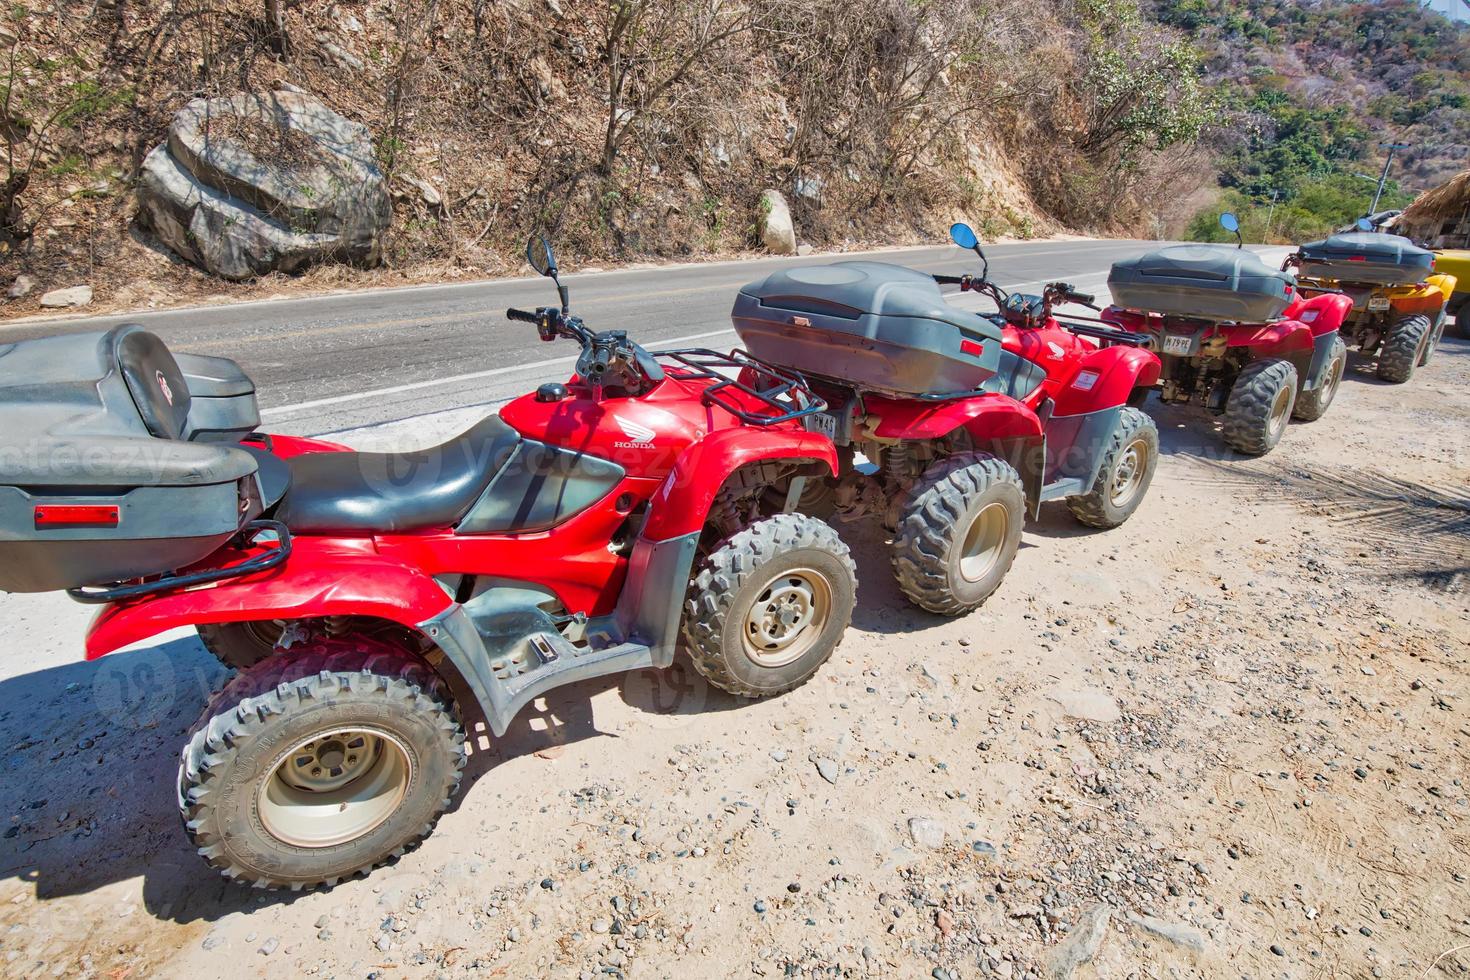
633,344,665,384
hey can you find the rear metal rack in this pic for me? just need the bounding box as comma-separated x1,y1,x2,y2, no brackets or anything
67,519,292,604
653,348,827,426
1054,315,1153,347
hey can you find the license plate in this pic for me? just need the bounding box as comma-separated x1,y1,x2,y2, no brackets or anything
1367,296,1391,311
1162,334,1194,356
805,411,837,440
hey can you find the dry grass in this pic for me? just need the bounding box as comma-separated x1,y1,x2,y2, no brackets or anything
0,0,1202,318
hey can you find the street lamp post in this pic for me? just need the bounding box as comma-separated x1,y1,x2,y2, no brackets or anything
1370,141,1410,215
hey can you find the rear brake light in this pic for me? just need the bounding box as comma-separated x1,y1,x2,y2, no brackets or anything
1348,255,1366,261
960,340,984,357
34,505,119,528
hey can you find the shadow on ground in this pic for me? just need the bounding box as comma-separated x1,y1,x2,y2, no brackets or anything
1172,455,1470,590
0,519,961,924
0,634,758,924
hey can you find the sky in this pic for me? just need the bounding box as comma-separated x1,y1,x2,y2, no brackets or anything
1424,0,1468,22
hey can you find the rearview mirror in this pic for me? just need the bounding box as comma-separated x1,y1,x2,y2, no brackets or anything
526,236,558,278
1219,212,1240,233
1355,217,1373,232
949,223,979,250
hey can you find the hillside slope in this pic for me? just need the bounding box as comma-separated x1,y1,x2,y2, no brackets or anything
0,0,1211,312
1,0,1463,309
1165,0,1470,241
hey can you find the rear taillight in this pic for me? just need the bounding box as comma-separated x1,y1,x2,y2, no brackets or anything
34,505,119,528
960,340,984,357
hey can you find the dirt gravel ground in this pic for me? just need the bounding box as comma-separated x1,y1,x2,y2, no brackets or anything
1,335,1467,979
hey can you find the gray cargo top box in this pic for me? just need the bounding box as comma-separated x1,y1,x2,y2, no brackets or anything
0,324,265,593
731,261,1003,397
1108,244,1296,323
1296,232,1434,286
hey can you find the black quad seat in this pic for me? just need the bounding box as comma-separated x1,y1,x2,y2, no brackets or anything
275,416,522,534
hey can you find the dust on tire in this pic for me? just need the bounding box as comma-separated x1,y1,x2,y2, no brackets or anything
891,453,1025,616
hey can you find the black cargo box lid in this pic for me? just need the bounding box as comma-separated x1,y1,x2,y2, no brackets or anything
1125,244,1288,283
736,261,1001,342
1296,232,1434,284
1107,244,1296,323
1299,231,1431,265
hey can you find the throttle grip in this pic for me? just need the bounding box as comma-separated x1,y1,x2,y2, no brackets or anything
589,347,612,375
506,307,539,324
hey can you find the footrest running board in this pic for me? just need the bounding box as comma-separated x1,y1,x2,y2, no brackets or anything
482,636,654,736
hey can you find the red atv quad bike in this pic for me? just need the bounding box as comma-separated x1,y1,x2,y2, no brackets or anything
1100,212,1353,456
730,221,1162,616
0,236,857,889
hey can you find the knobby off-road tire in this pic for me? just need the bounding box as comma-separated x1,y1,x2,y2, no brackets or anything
1066,407,1159,529
1419,310,1447,367
684,513,857,699
197,621,284,671
1221,358,1297,456
891,453,1025,616
1376,314,1430,383
1292,335,1347,422
179,637,466,890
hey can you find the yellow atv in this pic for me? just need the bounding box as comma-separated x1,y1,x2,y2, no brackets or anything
1432,248,1470,339
1283,225,1457,383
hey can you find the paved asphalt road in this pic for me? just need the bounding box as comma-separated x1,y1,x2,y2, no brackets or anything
3,239,1183,435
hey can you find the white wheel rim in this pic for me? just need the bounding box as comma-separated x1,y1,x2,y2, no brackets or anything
258,727,412,848
1323,356,1343,406
1109,439,1149,508
959,501,1009,583
741,568,832,668
1267,385,1291,438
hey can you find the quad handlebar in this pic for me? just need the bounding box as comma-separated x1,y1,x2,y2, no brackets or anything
931,271,1098,321
505,305,664,391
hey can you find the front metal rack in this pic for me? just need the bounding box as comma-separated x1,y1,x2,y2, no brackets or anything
653,348,827,426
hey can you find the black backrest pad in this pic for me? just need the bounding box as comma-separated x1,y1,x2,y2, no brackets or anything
115,328,191,440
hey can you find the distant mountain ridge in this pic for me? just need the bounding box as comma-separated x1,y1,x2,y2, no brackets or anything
1159,0,1470,240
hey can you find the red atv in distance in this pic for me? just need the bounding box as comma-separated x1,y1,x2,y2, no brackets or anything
3,236,856,889
1101,212,1352,456
732,222,1162,616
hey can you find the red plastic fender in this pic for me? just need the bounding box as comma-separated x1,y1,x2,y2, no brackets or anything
1280,292,1353,337
640,427,838,541
1051,345,1161,417
864,392,1043,442
1221,320,1315,357
84,536,451,660
259,432,352,459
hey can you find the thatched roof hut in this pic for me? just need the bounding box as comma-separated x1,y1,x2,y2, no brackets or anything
1397,170,1470,247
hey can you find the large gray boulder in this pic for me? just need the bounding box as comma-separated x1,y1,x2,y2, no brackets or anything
758,189,797,255
137,91,390,280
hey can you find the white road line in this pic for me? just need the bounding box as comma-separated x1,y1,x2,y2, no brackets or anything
259,326,739,418
1,240,1139,332
262,267,1133,421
